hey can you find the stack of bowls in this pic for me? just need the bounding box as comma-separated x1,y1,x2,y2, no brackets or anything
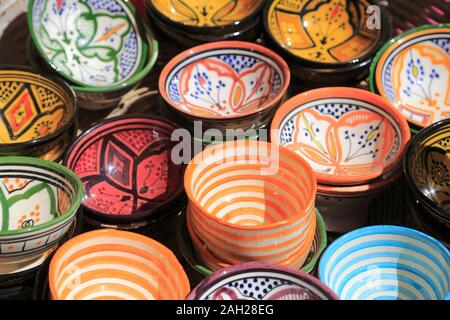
27,0,159,110
370,24,450,135
271,87,411,233
404,118,450,248
64,115,186,230
184,140,317,271
0,66,77,161
159,41,290,147
0,156,82,278
146,0,264,48
319,226,450,300
48,229,190,300
263,0,392,86
188,262,339,300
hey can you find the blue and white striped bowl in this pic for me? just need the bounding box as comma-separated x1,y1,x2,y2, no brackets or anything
318,225,450,300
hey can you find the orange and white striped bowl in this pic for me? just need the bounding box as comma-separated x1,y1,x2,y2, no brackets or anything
49,230,190,300
184,140,317,267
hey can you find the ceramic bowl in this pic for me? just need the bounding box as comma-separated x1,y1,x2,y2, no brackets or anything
0,66,77,160
271,87,410,186
28,0,148,89
187,262,338,300
0,156,82,258
370,24,450,130
184,140,317,267
26,24,159,110
319,225,450,300
48,229,190,300
404,118,450,232
64,115,185,224
159,41,290,135
263,0,392,85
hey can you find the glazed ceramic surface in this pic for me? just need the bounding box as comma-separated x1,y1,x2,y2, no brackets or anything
404,119,450,220
49,229,190,300
0,67,76,145
271,87,410,185
28,0,145,87
160,41,290,119
319,225,450,300
0,157,82,257
371,24,450,129
187,262,338,300
184,140,316,267
149,0,263,27
265,0,381,64
64,116,184,221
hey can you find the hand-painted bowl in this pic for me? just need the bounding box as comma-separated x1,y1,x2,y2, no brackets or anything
319,225,450,300
404,118,450,234
28,0,147,89
178,208,327,284
0,156,82,258
271,87,411,186
370,24,450,130
0,66,77,160
184,140,317,267
187,262,339,300
64,115,185,224
26,24,159,110
159,41,290,134
48,229,190,300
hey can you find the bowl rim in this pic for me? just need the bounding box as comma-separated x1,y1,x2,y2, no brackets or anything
26,15,159,93
262,0,392,68
158,40,291,120
270,87,411,186
186,260,339,300
146,0,265,32
0,65,78,149
48,229,190,300
0,156,82,237
184,140,317,230
403,118,450,221
318,225,450,289
369,23,450,129
27,0,148,90
63,114,186,221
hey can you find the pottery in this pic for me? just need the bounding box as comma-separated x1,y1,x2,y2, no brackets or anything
159,41,290,134
271,87,411,186
187,262,338,300
370,24,450,130
48,229,190,300
319,225,450,300
404,118,450,235
0,66,77,160
184,140,317,268
0,156,82,258
26,24,159,110
28,0,147,88
64,115,185,224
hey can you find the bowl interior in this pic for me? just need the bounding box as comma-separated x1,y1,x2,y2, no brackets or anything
274,91,406,185
373,25,450,128
149,0,263,27
405,120,450,216
65,117,184,218
0,160,78,238
265,0,381,64
163,45,286,118
49,230,190,300
0,68,75,144
186,141,315,227
28,0,146,88
319,226,450,300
